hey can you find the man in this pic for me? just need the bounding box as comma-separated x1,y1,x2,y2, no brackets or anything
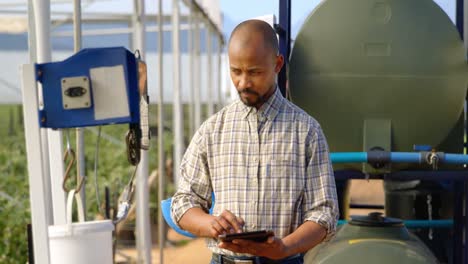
171,19,338,264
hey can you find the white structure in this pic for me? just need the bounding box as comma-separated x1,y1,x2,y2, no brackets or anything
11,0,226,263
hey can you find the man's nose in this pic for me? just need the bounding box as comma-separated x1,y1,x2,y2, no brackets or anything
238,75,251,89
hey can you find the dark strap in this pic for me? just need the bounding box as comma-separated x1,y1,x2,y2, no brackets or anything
212,253,303,264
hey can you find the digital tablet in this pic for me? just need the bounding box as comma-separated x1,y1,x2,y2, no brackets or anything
218,230,274,242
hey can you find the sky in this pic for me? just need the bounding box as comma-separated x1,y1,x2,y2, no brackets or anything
219,0,456,38
3,0,455,38
219,0,322,37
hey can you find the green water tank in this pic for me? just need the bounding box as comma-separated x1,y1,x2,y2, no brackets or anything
289,0,468,163
305,213,438,264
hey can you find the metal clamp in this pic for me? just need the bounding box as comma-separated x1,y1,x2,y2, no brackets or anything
126,125,141,166
426,151,444,171
113,165,138,224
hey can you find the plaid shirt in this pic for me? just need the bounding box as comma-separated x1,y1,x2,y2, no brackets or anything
171,88,338,256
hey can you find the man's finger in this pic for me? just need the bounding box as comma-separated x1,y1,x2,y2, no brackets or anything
266,236,275,244
220,210,244,232
216,215,235,233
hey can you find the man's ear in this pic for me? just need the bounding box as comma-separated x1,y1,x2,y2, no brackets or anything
274,54,284,73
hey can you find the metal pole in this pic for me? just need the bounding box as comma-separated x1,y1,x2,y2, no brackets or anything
24,1,53,262
278,0,291,97
27,0,37,62
217,36,222,111
454,183,464,264
157,0,166,262
206,24,213,117
22,65,51,264
133,0,152,263
30,0,55,227
194,12,201,130
27,0,54,227
73,0,87,221
188,0,195,136
34,0,68,230
456,1,467,262
225,53,231,101
463,1,468,261
173,0,184,188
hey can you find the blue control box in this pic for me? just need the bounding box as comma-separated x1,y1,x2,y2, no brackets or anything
36,47,140,129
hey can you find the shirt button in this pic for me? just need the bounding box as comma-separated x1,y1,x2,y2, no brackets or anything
253,157,258,162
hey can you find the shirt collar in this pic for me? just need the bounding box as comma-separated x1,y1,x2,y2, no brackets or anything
258,86,282,121
239,86,283,120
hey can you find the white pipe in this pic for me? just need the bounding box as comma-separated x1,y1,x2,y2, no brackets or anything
25,2,53,262
28,0,55,228
22,64,52,264
188,0,195,136
173,0,184,188
74,0,87,221
193,11,201,130
27,0,37,62
0,0,107,6
217,37,222,110
133,0,152,263
33,1,51,63
33,0,65,230
225,54,232,101
51,24,198,37
157,0,165,262
33,0,53,225
35,0,68,228
206,24,213,116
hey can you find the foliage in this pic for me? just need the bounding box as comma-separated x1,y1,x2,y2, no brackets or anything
0,118,29,263
0,103,188,262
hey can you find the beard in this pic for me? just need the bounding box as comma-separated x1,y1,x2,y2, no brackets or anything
238,88,267,107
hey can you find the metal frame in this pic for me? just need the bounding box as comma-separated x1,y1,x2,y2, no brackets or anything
19,0,224,263
157,0,165,262
277,0,468,263
133,1,152,263
277,0,291,98
455,0,468,262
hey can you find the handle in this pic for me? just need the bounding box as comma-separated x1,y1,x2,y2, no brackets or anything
66,189,85,224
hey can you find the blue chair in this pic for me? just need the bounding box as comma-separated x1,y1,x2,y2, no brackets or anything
161,193,215,238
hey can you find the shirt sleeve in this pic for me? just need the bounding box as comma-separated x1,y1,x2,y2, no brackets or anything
303,125,339,241
171,123,213,228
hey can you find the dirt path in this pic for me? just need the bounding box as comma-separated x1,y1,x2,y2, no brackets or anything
116,229,212,264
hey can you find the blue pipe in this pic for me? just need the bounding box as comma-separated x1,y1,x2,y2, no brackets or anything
390,152,421,163
337,219,453,229
331,152,468,165
330,152,367,163
445,154,468,164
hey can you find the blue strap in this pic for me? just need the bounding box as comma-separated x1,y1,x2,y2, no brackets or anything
161,198,196,238
161,193,215,238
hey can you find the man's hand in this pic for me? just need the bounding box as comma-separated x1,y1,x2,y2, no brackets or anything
218,221,327,259
208,209,245,238
178,208,244,239
218,235,289,260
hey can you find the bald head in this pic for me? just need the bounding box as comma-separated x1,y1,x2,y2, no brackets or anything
228,19,279,58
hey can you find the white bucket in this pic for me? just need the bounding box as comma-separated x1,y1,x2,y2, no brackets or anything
48,220,114,264
48,189,114,264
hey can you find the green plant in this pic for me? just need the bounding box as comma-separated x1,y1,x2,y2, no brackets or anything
0,126,29,263
0,102,206,261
